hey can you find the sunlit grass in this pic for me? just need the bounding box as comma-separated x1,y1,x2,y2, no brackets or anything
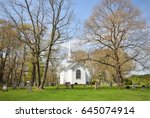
0,86,150,101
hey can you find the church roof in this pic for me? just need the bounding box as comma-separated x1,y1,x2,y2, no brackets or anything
64,61,87,71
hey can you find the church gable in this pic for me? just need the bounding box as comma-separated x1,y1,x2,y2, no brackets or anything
59,40,91,85
71,63,85,70
60,61,90,85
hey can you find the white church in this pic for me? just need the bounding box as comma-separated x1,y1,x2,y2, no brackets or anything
59,42,91,85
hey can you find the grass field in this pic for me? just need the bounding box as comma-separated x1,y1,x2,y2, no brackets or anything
0,86,150,101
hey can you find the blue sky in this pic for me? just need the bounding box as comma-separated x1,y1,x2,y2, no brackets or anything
72,0,99,22
72,0,150,74
73,0,150,25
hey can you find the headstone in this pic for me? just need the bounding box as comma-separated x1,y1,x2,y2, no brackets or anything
50,82,56,86
19,82,25,89
56,82,59,89
12,82,17,89
26,81,32,92
65,82,70,89
95,82,99,89
2,85,8,92
70,84,74,89
132,84,135,89
142,85,146,90
28,86,32,92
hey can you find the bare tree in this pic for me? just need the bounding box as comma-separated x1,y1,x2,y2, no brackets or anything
0,0,48,87
39,0,73,89
84,0,148,86
0,0,74,89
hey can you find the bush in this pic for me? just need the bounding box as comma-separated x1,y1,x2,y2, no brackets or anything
129,74,150,85
90,80,97,85
123,79,132,85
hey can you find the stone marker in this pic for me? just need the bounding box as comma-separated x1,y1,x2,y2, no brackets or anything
132,84,135,89
70,84,74,89
2,85,8,92
12,82,17,89
26,81,32,92
142,85,146,90
65,82,70,89
19,82,25,89
95,82,99,90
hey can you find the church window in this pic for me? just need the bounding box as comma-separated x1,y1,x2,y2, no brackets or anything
76,69,81,79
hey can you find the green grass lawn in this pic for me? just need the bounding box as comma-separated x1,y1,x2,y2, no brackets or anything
0,86,150,101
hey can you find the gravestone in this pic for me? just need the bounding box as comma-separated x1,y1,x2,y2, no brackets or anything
19,82,25,89
56,82,59,89
2,85,8,92
95,82,100,90
50,82,56,86
26,81,32,92
70,84,74,89
142,85,146,90
12,82,17,89
65,82,70,89
132,84,135,89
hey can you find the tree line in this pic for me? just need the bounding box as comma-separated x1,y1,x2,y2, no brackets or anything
0,0,73,89
0,0,150,88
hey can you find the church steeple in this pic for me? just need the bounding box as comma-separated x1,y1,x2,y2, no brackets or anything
68,40,72,61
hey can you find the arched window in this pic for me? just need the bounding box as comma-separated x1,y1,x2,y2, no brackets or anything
76,69,81,79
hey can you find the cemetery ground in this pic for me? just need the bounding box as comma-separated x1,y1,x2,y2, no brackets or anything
0,85,150,101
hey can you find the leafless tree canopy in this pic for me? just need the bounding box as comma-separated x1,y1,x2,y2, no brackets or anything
0,0,74,88
84,0,148,86
0,0,149,88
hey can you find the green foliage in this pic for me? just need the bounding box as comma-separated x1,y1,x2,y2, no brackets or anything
129,75,140,84
129,74,150,85
123,79,132,85
23,59,44,82
90,80,97,85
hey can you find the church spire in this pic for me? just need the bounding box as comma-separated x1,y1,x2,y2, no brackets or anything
68,40,72,61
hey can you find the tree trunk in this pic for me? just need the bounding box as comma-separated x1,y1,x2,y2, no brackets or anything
114,51,123,87
115,65,123,87
7,68,12,84
0,52,3,84
19,62,24,84
30,62,36,86
0,48,9,84
36,56,41,87
39,45,52,89
0,71,4,84
19,46,26,84
39,24,56,89
0,60,4,84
